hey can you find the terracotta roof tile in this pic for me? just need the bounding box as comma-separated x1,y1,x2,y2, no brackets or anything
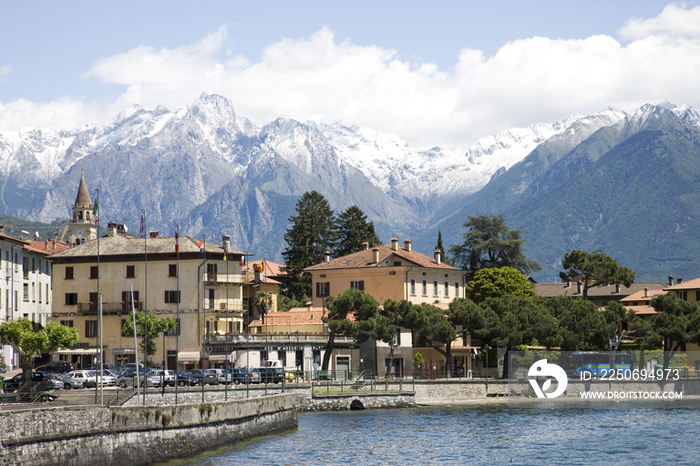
74,172,93,208
664,276,700,291
619,289,666,303
304,244,456,271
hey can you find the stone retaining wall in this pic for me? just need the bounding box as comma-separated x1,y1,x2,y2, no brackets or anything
0,394,297,466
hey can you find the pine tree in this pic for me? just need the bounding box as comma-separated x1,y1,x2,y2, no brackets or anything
281,191,337,299
334,205,381,258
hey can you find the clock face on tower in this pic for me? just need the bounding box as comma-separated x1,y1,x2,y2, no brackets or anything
76,228,85,239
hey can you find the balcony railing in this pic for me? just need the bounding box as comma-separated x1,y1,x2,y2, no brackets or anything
204,299,244,312
204,273,245,284
78,301,143,315
204,333,356,345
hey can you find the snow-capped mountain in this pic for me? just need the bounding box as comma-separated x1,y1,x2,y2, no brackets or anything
0,93,696,263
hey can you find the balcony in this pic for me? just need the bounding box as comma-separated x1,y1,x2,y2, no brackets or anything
203,333,356,346
77,301,143,315
204,273,245,284
203,299,244,312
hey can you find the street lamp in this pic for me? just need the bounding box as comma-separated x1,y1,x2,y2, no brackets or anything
484,344,489,379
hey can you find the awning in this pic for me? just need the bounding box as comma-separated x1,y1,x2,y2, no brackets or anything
178,351,201,363
208,351,235,362
111,348,136,355
53,348,100,355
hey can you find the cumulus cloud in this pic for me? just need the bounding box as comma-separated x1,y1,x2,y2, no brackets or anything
4,5,700,149
620,3,700,39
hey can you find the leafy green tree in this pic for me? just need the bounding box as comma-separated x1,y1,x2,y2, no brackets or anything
0,319,78,384
402,303,457,377
467,266,535,304
479,295,561,378
559,250,636,299
544,296,616,351
277,292,305,313
282,191,337,299
630,293,700,370
122,311,176,366
321,289,380,370
435,230,449,264
334,205,381,258
368,299,411,377
448,214,541,276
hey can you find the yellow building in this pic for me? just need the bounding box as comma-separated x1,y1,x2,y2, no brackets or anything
51,217,248,370
305,238,472,377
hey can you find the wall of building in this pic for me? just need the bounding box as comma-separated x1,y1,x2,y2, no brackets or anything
0,394,297,466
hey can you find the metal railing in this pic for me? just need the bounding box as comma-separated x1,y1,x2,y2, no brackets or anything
78,301,142,314
203,333,357,344
311,378,414,396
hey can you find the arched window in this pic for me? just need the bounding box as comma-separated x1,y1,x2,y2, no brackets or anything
86,212,91,220
78,212,83,220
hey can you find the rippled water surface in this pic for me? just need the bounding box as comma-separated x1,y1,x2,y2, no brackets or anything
167,400,700,466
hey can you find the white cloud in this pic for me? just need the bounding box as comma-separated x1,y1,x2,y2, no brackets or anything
0,65,12,82
620,3,700,39
4,6,700,149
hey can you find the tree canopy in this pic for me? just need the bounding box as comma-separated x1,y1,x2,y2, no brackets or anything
282,191,337,299
543,295,617,351
334,205,381,258
559,249,636,299
0,319,78,384
467,266,535,304
122,311,176,366
448,214,541,276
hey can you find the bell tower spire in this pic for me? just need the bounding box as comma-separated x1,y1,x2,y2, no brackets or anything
69,170,97,245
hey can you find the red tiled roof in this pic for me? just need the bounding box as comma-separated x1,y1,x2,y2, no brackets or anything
304,244,455,271
619,289,666,303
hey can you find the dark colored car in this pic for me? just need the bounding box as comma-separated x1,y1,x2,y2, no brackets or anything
229,368,251,385
176,371,198,387
186,369,219,386
35,361,75,374
3,372,62,392
253,367,284,384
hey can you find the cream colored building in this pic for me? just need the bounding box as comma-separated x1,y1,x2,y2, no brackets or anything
51,218,248,369
305,238,471,377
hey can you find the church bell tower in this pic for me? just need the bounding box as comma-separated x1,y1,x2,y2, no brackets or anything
69,171,97,245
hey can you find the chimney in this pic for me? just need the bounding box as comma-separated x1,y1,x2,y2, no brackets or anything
615,283,620,293
108,222,117,237
668,275,674,286
577,281,582,294
45,240,50,251
362,241,369,250
325,250,331,262
566,280,571,288
678,276,683,285
404,239,412,252
644,287,648,298
372,247,380,263
434,249,441,265
390,237,399,251
222,234,230,252
0,225,4,234
149,231,159,238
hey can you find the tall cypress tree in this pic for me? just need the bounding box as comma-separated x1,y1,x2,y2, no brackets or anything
281,191,337,299
334,205,381,258
435,230,447,263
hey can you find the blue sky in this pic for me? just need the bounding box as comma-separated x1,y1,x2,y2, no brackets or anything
2,1,700,148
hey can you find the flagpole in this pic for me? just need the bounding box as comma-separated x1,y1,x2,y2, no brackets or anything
130,281,141,404
224,238,229,401
175,224,180,405
142,208,147,406
201,234,206,403
94,188,102,404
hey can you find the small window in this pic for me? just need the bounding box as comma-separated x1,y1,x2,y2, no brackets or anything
167,318,181,336
65,293,78,305
410,279,416,296
85,320,98,338
422,280,427,296
696,290,700,302
126,265,135,278
169,264,177,277
65,267,74,280
433,281,439,297
23,284,29,302
60,320,74,328
445,281,449,298
164,290,181,304
350,281,364,291
89,292,98,305
316,282,330,298
455,282,460,298
90,266,98,279
122,290,139,303
393,261,402,266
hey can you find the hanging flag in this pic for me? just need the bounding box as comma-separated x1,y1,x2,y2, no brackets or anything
255,262,264,273
240,255,247,266
175,230,179,253
223,253,227,261
139,214,144,237
93,198,99,225
197,239,204,253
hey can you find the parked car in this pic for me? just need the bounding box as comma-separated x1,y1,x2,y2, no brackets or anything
257,367,284,384
50,373,84,390
176,371,198,387
116,371,161,389
209,368,232,385
66,370,98,389
2,374,24,392
92,370,117,386
5,372,64,392
186,369,219,386
150,370,176,387
35,361,75,374
86,364,116,371
229,368,250,385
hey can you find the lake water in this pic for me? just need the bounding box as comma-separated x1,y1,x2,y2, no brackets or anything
166,400,700,465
